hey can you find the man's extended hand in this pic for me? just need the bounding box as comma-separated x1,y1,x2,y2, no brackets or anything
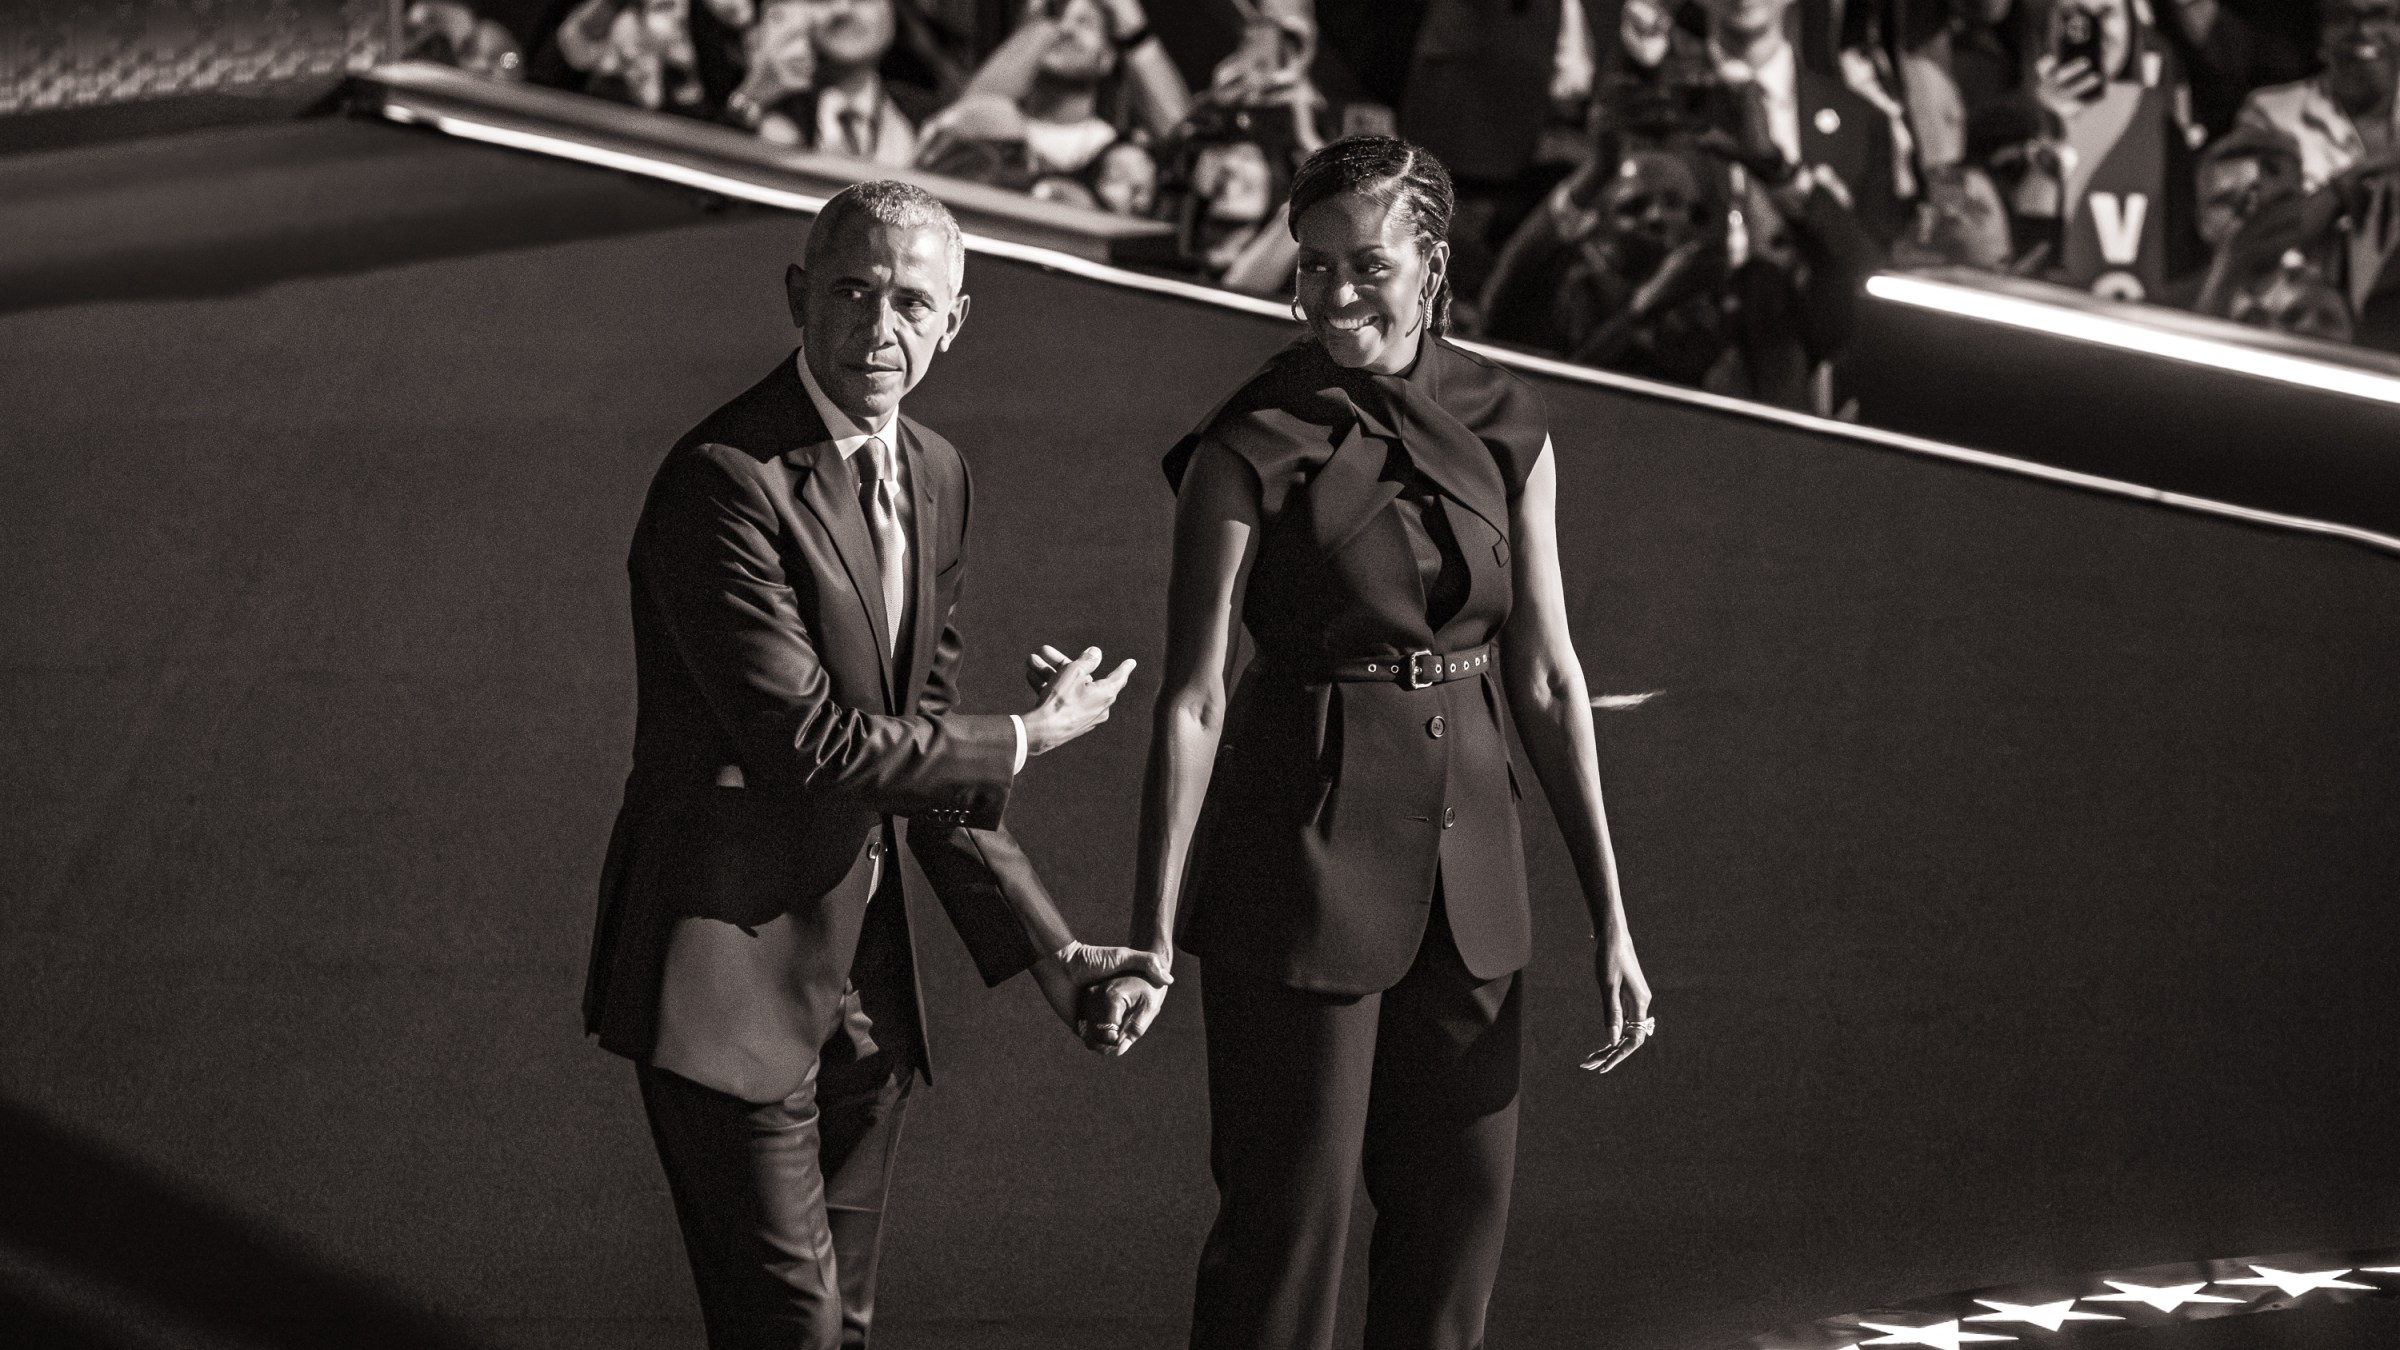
1030,942,1170,1045
1020,645,1135,756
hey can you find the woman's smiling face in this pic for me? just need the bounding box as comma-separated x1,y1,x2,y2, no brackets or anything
1292,190,1447,374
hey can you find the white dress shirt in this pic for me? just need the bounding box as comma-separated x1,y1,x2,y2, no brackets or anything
1024,116,1119,176
813,77,918,168
794,348,1027,775
1551,0,1595,104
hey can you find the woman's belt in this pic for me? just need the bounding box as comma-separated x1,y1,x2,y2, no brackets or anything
1273,642,1496,689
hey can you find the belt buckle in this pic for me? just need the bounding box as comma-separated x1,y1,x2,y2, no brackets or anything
1405,650,1439,690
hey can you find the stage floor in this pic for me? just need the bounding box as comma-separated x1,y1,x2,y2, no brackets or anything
2,117,2397,1350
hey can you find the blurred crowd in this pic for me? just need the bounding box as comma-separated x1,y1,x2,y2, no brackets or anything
402,0,2400,409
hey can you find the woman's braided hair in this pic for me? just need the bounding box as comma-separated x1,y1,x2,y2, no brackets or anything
1285,135,1458,338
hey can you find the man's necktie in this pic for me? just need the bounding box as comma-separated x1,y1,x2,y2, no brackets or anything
857,436,907,657
839,108,870,159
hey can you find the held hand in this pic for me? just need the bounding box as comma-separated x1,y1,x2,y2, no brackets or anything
1080,972,1170,1056
1020,646,1136,756
1030,943,1171,1044
1579,924,1654,1074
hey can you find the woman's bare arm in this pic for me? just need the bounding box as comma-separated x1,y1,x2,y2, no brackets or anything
1499,437,1654,1069
1093,441,1258,1052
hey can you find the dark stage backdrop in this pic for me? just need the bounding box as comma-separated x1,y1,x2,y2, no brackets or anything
2,210,2396,1350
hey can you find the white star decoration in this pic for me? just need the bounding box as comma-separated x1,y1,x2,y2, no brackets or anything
1858,1320,2015,1349
2363,1266,2400,1274
1965,1299,2122,1331
2086,1280,2245,1312
2215,1266,2377,1298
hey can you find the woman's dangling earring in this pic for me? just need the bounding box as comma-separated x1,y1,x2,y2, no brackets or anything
1289,293,1307,325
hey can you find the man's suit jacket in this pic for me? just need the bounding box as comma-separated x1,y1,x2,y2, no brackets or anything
584,353,1050,1103
764,82,940,167
1393,0,1620,183
1793,63,1905,247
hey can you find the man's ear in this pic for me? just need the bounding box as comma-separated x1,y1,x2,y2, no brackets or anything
937,291,972,352
785,263,808,329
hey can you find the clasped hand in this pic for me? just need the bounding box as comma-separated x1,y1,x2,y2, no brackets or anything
1030,945,1171,1054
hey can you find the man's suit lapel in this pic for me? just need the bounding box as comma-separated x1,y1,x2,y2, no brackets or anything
779,374,897,712
898,421,940,709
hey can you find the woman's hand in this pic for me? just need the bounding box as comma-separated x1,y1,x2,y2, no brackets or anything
1580,924,1653,1073
1030,942,1171,1046
1079,970,1171,1056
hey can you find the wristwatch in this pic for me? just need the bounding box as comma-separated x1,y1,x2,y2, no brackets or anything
1113,21,1152,52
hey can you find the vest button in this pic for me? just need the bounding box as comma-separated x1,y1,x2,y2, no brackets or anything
1427,715,1446,739
1442,806,1456,829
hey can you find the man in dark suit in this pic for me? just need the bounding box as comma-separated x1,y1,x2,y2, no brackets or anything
722,0,945,163
1383,0,1623,184
583,179,1159,1350
1635,0,1905,245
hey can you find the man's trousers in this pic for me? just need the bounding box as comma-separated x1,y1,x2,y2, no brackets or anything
637,874,920,1350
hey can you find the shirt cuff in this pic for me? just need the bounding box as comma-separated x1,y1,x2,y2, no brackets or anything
1009,714,1028,775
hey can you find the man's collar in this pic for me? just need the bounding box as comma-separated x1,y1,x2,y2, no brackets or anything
819,73,884,118
1711,34,1794,89
794,346,898,456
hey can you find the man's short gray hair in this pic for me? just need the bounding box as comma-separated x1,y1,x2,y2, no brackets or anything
807,180,966,291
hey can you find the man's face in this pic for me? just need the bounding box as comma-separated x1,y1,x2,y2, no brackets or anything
1699,0,1795,44
1038,0,1117,85
1197,142,1274,224
1606,152,1704,269
786,217,969,423
2323,0,2400,108
802,0,893,72
1924,167,2013,269
2197,155,2266,247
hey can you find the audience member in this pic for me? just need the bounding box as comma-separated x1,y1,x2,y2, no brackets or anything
539,0,707,113
1498,147,1742,384
405,0,527,79
1092,139,1160,215
2157,0,2310,141
722,0,937,162
490,0,2400,371
922,0,1187,182
1611,0,1908,244
2228,248,2358,342
2237,0,2400,192
1893,161,2019,271
1134,5,1327,286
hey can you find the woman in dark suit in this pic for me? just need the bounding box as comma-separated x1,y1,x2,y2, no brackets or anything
1089,135,1656,1350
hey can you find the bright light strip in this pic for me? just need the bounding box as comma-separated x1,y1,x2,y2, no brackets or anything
1866,272,2400,407
376,99,2400,559
379,104,1292,320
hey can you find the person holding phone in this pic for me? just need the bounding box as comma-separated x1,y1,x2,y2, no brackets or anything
923,0,1187,178
1076,136,1656,1350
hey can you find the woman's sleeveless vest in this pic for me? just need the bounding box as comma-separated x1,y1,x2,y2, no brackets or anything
1165,338,1546,995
